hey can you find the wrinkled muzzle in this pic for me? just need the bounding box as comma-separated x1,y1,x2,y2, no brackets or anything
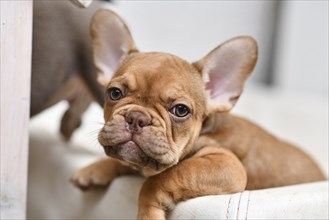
98,108,179,174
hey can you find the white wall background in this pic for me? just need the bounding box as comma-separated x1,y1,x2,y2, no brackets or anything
275,1,328,97
109,1,278,84
108,1,328,99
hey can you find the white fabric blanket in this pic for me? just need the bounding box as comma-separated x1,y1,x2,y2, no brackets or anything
170,182,328,219
27,130,328,219
27,86,328,219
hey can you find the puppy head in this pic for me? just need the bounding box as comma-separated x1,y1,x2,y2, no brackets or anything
91,10,257,176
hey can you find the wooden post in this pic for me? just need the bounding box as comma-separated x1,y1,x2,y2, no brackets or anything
0,0,33,219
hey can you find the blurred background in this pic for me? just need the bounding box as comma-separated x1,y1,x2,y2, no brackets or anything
109,1,328,95
27,1,328,218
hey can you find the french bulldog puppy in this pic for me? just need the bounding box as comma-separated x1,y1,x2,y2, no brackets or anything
71,9,326,219
31,0,107,139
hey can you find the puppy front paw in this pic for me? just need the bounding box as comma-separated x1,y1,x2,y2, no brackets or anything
70,159,118,191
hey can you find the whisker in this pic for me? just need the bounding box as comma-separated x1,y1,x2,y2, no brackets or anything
85,129,101,135
82,134,102,149
83,120,105,126
84,131,101,142
90,138,100,146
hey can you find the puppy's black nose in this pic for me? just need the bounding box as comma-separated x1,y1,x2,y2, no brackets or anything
126,111,150,133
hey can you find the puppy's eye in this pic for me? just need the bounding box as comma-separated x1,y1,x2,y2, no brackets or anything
170,104,190,118
108,87,123,101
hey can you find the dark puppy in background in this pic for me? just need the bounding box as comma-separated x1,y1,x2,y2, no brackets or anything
31,0,109,139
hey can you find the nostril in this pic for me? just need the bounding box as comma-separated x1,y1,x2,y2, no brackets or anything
138,119,146,127
126,117,133,125
125,111,150,133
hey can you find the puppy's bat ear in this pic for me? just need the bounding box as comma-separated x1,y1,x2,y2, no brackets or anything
91,9,137,87
193,36,258,112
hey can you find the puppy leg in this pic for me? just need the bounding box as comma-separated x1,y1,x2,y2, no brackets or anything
60,91,92,140
60,77,94,140
71,158,137,190
138,147,247,220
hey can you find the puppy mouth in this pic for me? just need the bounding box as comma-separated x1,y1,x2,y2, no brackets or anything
98,113,178,172
103,141,162,170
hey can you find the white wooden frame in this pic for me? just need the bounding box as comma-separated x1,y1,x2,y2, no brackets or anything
0,0,33,219
0,0,91,218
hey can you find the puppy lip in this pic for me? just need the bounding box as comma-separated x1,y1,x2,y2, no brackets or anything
103,142,142,166
103,145,114,156
102,140,138,155
103,140,144,161
102,141,171,171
